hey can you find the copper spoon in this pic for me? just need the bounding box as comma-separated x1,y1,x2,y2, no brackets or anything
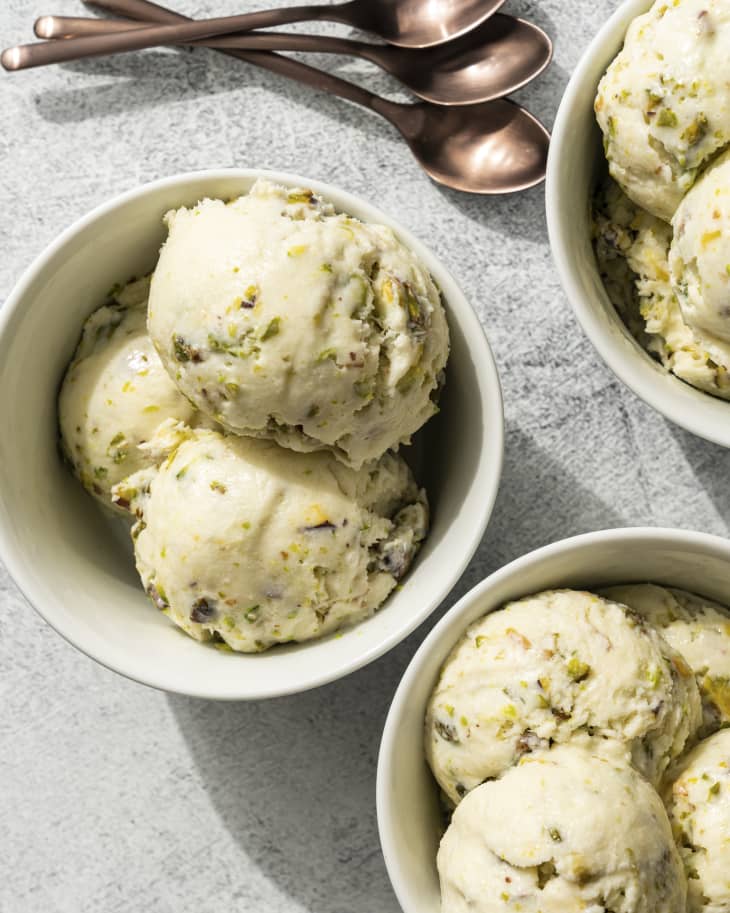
1,0,510,71
19,0,550,194
33,13,553,106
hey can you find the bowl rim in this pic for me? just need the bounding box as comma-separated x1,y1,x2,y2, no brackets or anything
545,0,730,450
376,525,730,913
0,167,504,700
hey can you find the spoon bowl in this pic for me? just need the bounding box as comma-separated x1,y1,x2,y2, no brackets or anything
398,100,551,193
351,0,507,48
368,14,552,105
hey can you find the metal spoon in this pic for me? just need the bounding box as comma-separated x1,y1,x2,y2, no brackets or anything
17,0,550,194
33,13,553,106
87,0,508,48
1,0,509,72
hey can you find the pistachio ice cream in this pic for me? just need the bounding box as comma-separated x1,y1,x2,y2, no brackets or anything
593,1,730,401
58,276,199,506
147,179,449,469
437,745,687,913
670,150,730,347
604,584,730,735
593,179,730,398
113,423,428,651
665,729,730,913
595,0,730,222
425,589,701,805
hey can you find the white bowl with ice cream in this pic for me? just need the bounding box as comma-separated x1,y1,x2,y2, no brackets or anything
376,527,730,913
547,0,730,449
0,169,503,700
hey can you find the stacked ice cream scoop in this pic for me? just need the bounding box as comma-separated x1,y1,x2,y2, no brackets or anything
426,585,730,913
59,179,449,652
593,0,730,400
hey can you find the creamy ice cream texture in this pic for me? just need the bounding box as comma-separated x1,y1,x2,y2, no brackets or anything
593,179,730,399
437,745,687,913
425,589,701,805
58,276,199,506
595,0,730,222
670,149,730,346
147,179,449,469
114,422,427,652
665,729,730,913
603,583,730,735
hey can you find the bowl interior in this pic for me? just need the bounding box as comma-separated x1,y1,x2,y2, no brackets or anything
0,169,502,699
377,530,730,913
546,0,730,449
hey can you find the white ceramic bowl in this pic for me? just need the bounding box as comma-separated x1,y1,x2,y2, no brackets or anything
546,0,730,449
0,169,503,700
377,527,730,913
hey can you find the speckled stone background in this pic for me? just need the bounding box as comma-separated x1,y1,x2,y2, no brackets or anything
2,1,730,910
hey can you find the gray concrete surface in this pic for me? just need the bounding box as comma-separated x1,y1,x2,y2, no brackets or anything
2,1,729,911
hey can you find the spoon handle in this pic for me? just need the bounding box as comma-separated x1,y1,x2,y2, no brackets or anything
36,15,379,59
41,0,401,123
84,0,358,25
1,0,367,71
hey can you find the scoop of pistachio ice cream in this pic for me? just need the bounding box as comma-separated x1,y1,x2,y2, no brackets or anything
438,744,687,913
595,0,730,222
665,729,730,913
670,149,730,345
593,178,730,398
58,276,199,507
425,589,701,805
113,422,428,651
603,584,730,736
147,179,449,469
